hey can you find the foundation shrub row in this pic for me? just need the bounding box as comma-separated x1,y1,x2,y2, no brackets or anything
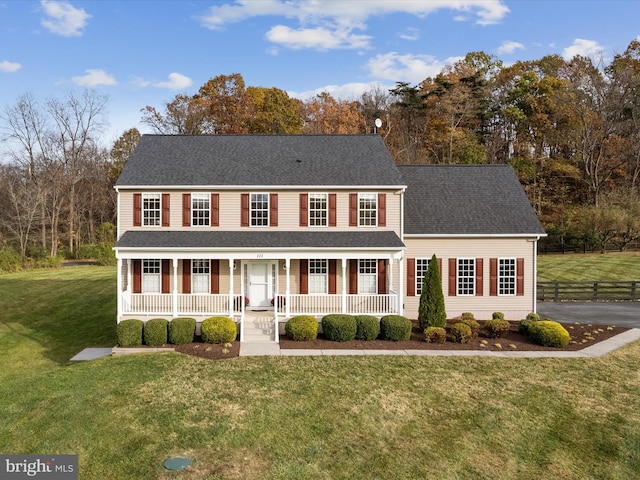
116,316,238,347
285,314,409,342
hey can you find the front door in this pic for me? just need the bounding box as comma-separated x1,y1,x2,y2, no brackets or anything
248,262,272,309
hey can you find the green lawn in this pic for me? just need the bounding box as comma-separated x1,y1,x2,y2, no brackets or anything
2,267,640,479
537,251,640,282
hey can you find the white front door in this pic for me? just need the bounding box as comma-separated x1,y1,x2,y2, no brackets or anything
248,262,271,308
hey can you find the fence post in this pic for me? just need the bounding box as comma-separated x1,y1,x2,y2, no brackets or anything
593,282,598,301
632,281,637,301
554,282,559,302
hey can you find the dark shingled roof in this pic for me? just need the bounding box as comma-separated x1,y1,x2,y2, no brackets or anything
115,230,405,250
398,165,545,236
116,134,405,187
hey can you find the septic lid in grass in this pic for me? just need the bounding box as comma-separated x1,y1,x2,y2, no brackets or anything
163,457,192,470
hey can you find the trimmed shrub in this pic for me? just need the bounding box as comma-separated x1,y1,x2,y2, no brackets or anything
201,316,237,344
322,314,357,342
457,318,480,338
529,320,570,348
285,315,318,341
418,254,447,329
169,318,196,345
143,318,168,346
380,315,412,341
461,312,475,320
526,312,540,322
485,319,510,338
355,315,380,341
117,319,144,347
0,247,22,274
450,322,472,343
424,326,446,344
492,311,505,320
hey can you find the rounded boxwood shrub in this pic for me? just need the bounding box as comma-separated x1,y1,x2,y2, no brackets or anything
380,315,412,341
485,319,510,338
450,322,472,343
457,318,480,338
519,318,538,335
143,318,168,346
355,315,380,341
461,312,475,320
529,320,570,348
424,326,446,344
117,319,144,347
285,315,318,341
169,317,196,345
201,316,237,344
492,311,505,320
322,314,357,342
526,312,540,322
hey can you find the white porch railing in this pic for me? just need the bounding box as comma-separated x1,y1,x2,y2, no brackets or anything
122,292,399,317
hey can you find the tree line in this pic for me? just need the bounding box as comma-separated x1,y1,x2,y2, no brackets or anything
2,39,640,267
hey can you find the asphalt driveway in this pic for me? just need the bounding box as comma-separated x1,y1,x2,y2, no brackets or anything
537,301,640,328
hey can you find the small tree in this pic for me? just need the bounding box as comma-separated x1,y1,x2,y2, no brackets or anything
418,254,447,329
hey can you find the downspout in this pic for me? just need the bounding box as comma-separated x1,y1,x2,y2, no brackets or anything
533,236,540,314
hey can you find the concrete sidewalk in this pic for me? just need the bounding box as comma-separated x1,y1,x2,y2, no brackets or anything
240,328,640,358
71,328,640,360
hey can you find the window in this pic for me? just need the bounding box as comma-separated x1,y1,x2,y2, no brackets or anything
192,259,210,293
309,259,327,294
309,193,328,227
142,259,161,293
191,193,210,226
457,258,475,296
499,258,516,295
359,259,377,294
142,194,161,226
251,193,269,227
416,258,430,295
359,193,377,226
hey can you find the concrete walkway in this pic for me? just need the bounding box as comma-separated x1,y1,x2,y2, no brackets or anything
71,328,640,360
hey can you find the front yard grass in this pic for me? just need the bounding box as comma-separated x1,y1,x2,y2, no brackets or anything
1,267,640,479
537,251,640,282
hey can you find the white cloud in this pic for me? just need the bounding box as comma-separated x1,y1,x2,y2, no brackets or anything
0,60,22,72
266,25,371,50
398,27,420,41
366,52,463,84
199,1,509,50
130,76,151,88
154,72,193,90
562,38,605,60
289,81,391,101
71,69,116,86
497,40,525,55
40,0,91,37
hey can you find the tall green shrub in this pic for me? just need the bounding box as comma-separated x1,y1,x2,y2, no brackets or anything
143,318,168,346
116,319,144,347
169,318,196,345
201,316,237,344
322,314,357,342
418,254,447,329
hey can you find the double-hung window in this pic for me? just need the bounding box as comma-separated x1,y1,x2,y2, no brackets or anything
359,259,377,294
309,259,327,294
359,193,377,226
498,258,516,296
251,193,269,227
142,259,161,293
142,193,161,226
309,193,328,227
457,258,475,296
416,258,430,295
191,193,210,226
192,259,210,293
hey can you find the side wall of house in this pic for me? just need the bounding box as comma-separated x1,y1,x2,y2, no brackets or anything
403,237,537,320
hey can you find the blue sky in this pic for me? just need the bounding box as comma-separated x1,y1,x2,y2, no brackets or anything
1,0,639,144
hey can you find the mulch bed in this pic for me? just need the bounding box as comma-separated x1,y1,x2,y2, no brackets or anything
170,320,629,360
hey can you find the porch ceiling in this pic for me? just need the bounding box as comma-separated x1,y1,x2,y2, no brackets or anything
115,230,405,252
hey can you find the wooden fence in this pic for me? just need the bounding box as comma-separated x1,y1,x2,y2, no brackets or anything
537,281,640,302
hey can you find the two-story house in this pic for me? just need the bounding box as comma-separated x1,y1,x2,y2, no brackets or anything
114,134,545,343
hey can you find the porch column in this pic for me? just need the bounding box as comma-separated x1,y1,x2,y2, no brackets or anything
388,259,394,315
116,257,122,321
172,258,178,317
341,258,347,314
398,256,404,316
285,257,291,317
228,258,235,319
